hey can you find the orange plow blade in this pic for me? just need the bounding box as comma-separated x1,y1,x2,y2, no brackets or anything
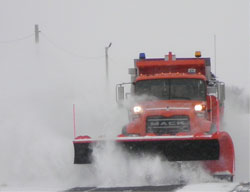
73,132,234,164
73,132,234,178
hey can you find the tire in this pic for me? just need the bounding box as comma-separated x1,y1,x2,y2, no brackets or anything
122,126,128,136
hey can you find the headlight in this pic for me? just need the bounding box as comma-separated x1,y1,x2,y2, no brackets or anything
194,104,203,111
133,106,143,114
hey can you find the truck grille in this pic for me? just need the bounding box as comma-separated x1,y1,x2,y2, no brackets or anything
146,115,190,135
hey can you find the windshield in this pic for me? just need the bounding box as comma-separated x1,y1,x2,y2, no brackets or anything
135,79,206,101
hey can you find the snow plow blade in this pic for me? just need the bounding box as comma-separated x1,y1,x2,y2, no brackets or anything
118,138,219,161
74,142,93,164
73,133,231,164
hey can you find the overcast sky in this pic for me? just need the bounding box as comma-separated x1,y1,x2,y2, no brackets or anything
0,0,249,88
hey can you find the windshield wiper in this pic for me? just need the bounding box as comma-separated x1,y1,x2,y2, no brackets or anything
171,96,191,100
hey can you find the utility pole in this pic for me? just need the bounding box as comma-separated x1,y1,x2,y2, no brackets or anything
35,24,40,44
105,42,112,84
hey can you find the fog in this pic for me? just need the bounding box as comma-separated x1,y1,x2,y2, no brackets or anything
223,87,250,182
0,0,249,189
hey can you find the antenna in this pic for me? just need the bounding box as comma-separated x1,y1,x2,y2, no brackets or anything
73,104,76,138
214,34,217,76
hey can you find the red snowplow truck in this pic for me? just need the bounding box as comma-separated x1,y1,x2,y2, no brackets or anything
73,52,235,181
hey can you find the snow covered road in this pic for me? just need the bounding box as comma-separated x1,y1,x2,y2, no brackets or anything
66,183,248,192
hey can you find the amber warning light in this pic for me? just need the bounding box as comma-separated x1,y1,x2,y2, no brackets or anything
195,51,201,58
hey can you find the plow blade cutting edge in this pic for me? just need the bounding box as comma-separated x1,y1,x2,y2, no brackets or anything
73,133,233,164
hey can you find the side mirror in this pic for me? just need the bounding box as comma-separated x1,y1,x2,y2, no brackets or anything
117,85,124,103
217,82,225,102
116,82,132,106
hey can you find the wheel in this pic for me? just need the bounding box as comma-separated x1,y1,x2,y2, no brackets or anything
122,126,128,136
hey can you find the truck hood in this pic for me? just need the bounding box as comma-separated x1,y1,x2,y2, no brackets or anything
136,100,204,112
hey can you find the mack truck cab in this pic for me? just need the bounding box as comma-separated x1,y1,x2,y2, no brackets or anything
115,52,234,180
117,52,225,137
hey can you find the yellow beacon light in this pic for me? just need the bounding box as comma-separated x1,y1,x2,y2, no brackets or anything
195,51,201,58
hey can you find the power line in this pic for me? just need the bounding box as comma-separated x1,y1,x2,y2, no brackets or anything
40,32,105,60
0,33,34,44
0,30,105,61
109,56,129,66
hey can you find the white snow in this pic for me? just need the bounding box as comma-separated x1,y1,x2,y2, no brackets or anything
177,183,238,192
0,1,248,190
